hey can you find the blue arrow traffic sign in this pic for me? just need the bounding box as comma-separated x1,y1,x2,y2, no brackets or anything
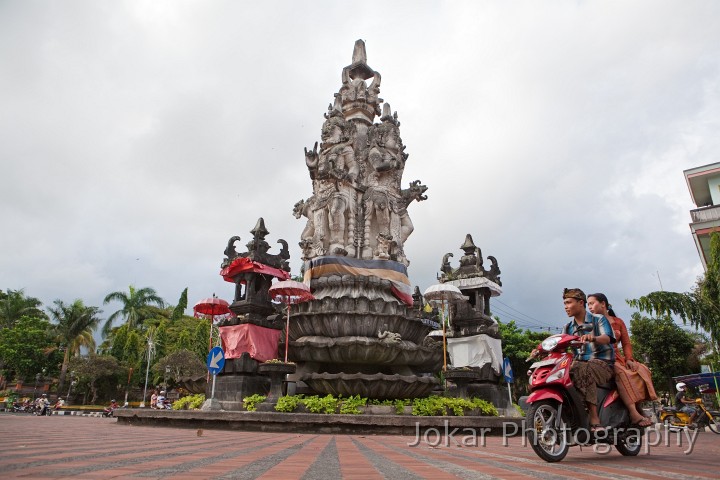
207,346,225,375
503,357,514,384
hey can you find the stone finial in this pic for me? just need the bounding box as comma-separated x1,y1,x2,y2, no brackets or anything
460,234,476,253
250,218,269,241
352,39,367,65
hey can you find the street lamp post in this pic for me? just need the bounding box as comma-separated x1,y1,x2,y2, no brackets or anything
140,338,155,408
66,371,76,403
164,364,171,394
123,367,133,407
33,373,41,401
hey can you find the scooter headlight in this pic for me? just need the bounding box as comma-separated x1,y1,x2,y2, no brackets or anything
541,335,561,352
546,368,566,383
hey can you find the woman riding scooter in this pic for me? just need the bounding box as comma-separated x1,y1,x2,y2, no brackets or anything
587,293,657,427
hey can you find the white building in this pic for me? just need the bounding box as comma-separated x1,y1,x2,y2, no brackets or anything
684,162,720,269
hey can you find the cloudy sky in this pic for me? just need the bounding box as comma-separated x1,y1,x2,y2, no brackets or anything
2,1,718,335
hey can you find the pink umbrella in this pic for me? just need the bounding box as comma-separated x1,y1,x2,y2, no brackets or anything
193,295,231,381
268,280,314,362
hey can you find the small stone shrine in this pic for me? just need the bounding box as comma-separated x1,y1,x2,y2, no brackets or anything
211,218,291,410
438,234,512,413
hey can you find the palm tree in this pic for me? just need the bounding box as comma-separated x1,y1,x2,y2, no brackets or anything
48,299,102,391
0,288,45,328
103,286,165,336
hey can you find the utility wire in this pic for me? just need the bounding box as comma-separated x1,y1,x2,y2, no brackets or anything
493,298,558,328
490,304,562,332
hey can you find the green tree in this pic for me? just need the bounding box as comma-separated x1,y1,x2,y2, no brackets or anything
173,329,194,354
629,313,695,392
627,232,720,354
68,354,120,404
498,319,548,395
102,285,165,336
108,324,129,361
123,330,144,366
153,349,206,386
171,288,189,321
193,321,210,360
0,316,57,380
153,320,169,361
48,299,102,392
0,288,46,329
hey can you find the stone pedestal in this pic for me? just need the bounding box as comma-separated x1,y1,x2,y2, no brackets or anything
257,363,296,403
209,353,270,411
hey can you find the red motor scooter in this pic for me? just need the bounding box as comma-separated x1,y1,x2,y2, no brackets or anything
525,326,644,462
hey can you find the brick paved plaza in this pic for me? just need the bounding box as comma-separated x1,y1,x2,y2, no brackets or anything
1,414,719,479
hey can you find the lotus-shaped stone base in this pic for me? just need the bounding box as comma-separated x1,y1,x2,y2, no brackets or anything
301,372,439,399
290,296,431,344
289,336,442,370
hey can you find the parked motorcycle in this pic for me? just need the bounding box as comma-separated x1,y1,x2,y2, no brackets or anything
660,399,720,433
102,401,120,417
525,327,644,462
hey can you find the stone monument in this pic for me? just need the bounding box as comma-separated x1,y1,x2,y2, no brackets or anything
290,40,441,399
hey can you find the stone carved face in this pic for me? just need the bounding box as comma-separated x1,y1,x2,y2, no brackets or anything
321,119,344,145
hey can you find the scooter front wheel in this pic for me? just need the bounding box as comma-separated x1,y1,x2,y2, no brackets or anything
526,400,569,463
705,412,720,434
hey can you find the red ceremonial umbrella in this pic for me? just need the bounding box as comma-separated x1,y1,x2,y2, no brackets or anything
268,280,314,362
193,295,231,381
193,296,231,317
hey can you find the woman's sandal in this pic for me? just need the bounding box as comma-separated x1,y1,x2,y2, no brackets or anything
632,418,653,428
590,424,607,432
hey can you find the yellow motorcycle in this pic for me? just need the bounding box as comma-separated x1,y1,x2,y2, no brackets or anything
660,398,720,433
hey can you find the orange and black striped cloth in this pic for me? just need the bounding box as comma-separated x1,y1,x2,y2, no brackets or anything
303,256,413,305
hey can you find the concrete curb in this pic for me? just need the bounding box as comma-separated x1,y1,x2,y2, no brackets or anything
51,410,104,417
114,408,524,436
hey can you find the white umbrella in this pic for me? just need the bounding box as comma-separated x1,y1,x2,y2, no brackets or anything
423,284,466,371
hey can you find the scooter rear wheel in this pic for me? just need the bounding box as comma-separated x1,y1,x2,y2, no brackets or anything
526,400,569,463
615,428,642,456
663,414,680,427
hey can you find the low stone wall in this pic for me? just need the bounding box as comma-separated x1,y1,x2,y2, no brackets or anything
114,408,523,436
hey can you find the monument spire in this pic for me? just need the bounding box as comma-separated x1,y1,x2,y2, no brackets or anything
351,39,367,64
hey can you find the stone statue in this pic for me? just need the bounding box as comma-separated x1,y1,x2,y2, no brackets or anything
295,39,426,266
304,100,360,256
378,325,402,344
374,233,395,260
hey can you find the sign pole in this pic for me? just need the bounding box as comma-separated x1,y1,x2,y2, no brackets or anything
202,346,225,411
502,357,514,408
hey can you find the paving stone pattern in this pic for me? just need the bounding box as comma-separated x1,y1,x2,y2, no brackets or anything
1,414,719,479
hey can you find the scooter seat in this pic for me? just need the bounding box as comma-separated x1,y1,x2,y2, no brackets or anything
597,379,617,390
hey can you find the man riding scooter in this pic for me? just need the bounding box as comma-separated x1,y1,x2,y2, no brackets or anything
561,288,616,432
675,382,699,427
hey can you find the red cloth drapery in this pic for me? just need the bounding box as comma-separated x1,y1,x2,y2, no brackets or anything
219,324,281,362
220,257,291,283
